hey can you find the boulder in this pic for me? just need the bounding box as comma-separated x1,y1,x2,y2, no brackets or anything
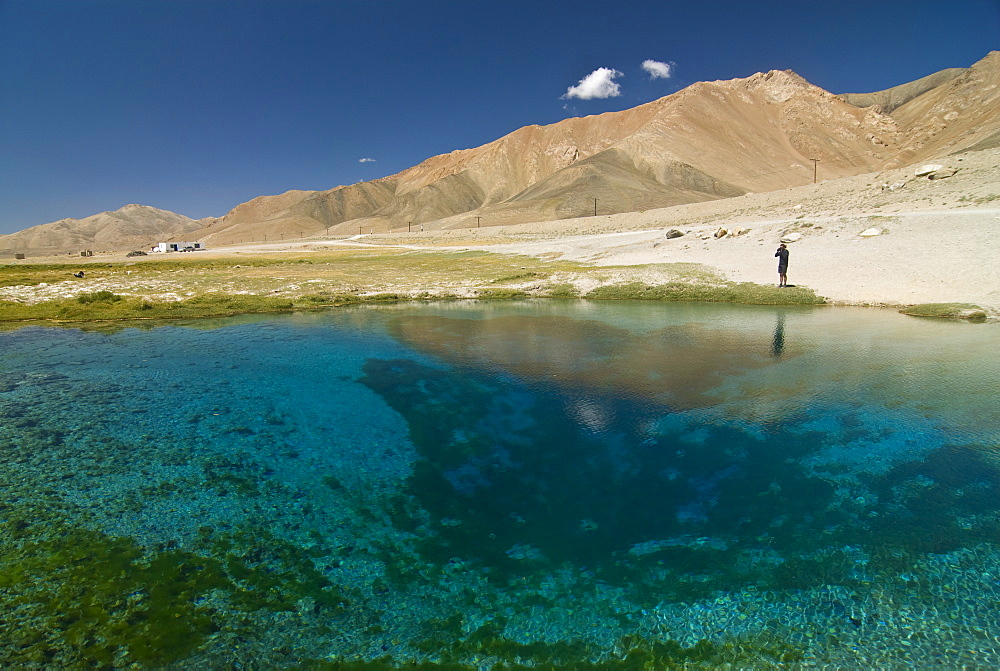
665,229,684,239
780,231,802,243
915,164,945,177
882,179,907,191
928,167,958,180
714,228,728,238
859,227,882,237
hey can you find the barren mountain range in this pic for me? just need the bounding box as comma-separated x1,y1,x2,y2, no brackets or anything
0,204,203,256
3,51,998,256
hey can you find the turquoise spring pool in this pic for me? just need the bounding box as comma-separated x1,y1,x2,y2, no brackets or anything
1,301,998,667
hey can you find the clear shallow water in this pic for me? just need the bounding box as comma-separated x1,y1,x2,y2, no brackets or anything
1,301,998,667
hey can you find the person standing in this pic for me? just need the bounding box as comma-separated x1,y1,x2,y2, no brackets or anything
775,243,789,287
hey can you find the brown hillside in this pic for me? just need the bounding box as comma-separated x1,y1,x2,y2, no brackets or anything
886,51,1000,163
0,204,202,256
838,67,966,113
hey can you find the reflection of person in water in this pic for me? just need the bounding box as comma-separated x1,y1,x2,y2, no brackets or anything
771,312,785,357
775,243,789,287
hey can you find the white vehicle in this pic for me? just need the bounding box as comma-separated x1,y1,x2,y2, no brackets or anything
152,242,204,253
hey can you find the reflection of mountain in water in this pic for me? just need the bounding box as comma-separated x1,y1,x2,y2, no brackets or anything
383,314,803,409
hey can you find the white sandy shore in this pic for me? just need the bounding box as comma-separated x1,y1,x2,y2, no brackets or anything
469,208,1000,309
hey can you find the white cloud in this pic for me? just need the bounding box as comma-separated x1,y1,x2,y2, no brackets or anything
562,67,623,100
359,157,376,163
641,59,672,80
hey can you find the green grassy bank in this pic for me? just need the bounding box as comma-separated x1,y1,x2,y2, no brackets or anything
0,251,824,324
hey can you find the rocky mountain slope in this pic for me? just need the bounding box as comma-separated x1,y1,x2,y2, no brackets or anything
5,51,998,254
0,205,202,256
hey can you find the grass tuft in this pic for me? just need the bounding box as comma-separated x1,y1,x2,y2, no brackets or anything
900,303,988,320
76,290,123,304
543,283,580,298
586,281,824,305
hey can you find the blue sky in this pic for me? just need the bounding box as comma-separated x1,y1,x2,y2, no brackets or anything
1,0,997,234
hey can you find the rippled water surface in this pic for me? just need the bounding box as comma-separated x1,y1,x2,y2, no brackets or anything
1,301,998,667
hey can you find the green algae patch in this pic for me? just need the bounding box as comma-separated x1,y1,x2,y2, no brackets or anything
585,280,824,305
0,513,350,667
0,518,228,666
900,303,988,320
208,526,350,615
309,626,804,669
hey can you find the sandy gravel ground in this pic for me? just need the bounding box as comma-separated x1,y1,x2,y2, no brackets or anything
465,208,1000,308
217,148,1000,311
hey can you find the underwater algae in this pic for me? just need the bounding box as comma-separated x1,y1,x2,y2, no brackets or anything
0,505,807,668
0,495,357,667
0,515,225,666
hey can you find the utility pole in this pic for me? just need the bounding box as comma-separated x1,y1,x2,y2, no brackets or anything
408,221,411,233
476,216,481,228
810,158,820,184
593,198,598,216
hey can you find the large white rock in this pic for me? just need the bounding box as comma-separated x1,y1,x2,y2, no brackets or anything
915,164,945,176
859,227,882,237
780,231,802,243
928,167,958,180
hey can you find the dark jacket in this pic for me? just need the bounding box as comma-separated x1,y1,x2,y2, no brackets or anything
775,247,789,270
